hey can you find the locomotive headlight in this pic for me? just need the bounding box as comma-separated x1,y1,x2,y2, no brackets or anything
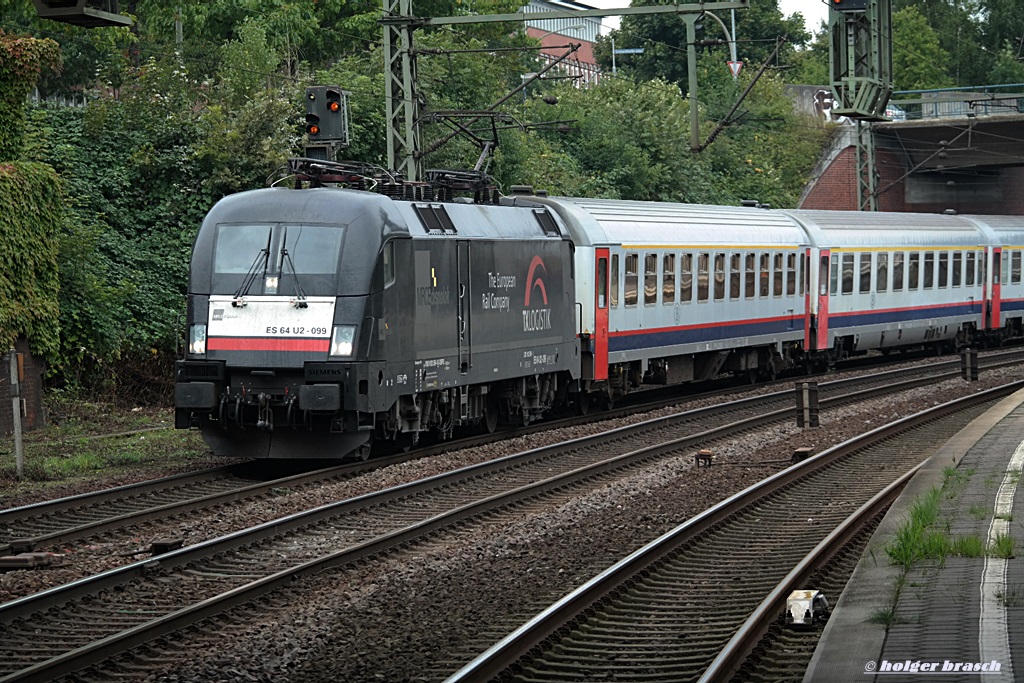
330,325,357,357
189,324,207,356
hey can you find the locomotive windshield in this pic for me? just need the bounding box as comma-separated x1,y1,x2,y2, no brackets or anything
211,223,344,296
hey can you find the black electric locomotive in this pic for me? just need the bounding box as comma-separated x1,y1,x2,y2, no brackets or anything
174,185,580,458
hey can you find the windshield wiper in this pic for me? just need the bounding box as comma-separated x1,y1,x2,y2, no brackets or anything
279,227,308,308
232,233,272,306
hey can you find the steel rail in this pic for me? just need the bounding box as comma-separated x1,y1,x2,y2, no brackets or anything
0,373,1018,681
443,381,1022,682
696,466,917,682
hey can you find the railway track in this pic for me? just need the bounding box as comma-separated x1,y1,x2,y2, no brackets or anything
0,365,1018,680
445,387,1014,683
3,348,1018,561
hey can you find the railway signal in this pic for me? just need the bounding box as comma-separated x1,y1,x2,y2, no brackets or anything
305,86,350,145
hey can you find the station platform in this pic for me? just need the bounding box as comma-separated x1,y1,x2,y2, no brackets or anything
805,388,1024,682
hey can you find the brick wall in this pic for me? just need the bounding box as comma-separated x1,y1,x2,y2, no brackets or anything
0,338,46,435
802,144,1024,215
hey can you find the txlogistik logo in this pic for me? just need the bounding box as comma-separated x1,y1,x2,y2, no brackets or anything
523,255,553,332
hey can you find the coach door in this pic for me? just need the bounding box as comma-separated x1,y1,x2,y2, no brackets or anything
457,241,471,373
988,247,1002,330
814,250,831,351
594,249,609,380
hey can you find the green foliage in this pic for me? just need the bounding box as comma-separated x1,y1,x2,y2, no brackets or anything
0,162,62,361
892,7,954,90
596,0,810,92
0,29,61,160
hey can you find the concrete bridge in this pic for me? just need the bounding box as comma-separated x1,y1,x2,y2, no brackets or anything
789,85,1024,215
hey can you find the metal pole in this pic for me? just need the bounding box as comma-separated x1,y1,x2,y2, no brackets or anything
686,15,700,151
9,350,23,479
612,37,616,75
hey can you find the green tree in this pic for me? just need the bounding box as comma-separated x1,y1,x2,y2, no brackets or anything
893,0,988,86
595,0,809,92
892,6,954,90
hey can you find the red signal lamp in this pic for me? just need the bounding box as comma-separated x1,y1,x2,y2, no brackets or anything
308,124,320,135
329,101,340,112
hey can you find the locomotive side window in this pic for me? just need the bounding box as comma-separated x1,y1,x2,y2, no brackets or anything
893,253,904,292
663,254,675,304
625,253,639,307
908,252,920,291
859,253,871,293
938,252,949,288
876,253,888,292
730,253,741,300
681,253,693,303
841,253,854,295
1013,251,1022,284
611,254,619,308
924,252,934,289
787,253,797,295
714,253,726,301
698,253,709,302
383,242,396,288
991,251,999,284
760,253,770,297
1002,250,1010,285
745,253,756,298
966,252,976,286
829,254,839,295
644,253,658,306
597,257,607,309
952,252,962,287
773,253,783,297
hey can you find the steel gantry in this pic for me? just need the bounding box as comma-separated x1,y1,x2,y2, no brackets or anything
381,1,750,181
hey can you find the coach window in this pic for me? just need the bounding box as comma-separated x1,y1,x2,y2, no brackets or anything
841,253,854,295
924,252,934,289
786,250,794,294
800,252,807,296
745,253,756,298
625,253,639,306
966,252,976,286
952,252,962,287
714,253,726,301
697,253,709,302
773,253,784,296
1002,250,1011,285
1013,250,1022,284
877,253,888,292
908,252,920,291
829,254,839,295
663,254,676,304
644,253,658,305
938,252,949,288
611,254,619,307
760,253,771,297
893,252,904,292
730,253,741,300
597,257,607,308
681,253,693,303
859,252,871,293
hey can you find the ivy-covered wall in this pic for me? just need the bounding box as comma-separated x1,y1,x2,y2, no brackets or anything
0,29,63,429
0,29,60,162
0,161,62,361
